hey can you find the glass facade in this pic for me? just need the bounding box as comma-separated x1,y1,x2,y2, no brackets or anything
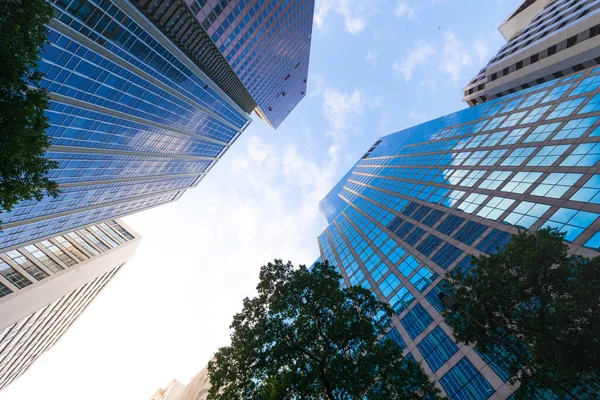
0,220,136,391
317,66,600,399
0,0,252,250
186,0,315,128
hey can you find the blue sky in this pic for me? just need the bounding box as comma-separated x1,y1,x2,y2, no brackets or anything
2,1,522,399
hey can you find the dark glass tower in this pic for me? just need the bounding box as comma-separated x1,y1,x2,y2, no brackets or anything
0,0,254,250
185,0,315,128
318,66,600,399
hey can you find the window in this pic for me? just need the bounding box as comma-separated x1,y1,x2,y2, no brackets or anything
432,243,463,269
500,111,526,128
501,147,535,166
417,235,442,257
5,250,48,281
553,117,598,140
437,215,465,236
527,145,569,166
567,35,578,48
501,127,529,145
482,131,507,147
504,201,551,228
398,255,420,277
410,266,438,292
520,105,550,124
542,83,573,103
371,263,389,282
454,221,488,246
532,173,582,198
523,122,560,142
0,261,31,289
0,282,12,298
571,175,600,204
547,98,585,119
561,143,600,166
440,357,495,400
458,193,488,214
379,273,401,297
425,281,450,313
418,327,458,372
571,75,600,96
460,170,486,187
463,150,489,166
519,91,547,109
39,240,77,266
542,208,599,242
480,149,507,166
23,245,63,273
579,94,600,114
383,327,406,349
501,172,542,194
401,303,433,339
479,171,512,190
389,286,415,314
405,227,425,246
477,197,515,220
483,117,506,131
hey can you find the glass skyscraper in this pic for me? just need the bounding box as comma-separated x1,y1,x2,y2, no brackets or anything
0,0,255,250
0,219,139,391
317,66,600,399
184,0,315,128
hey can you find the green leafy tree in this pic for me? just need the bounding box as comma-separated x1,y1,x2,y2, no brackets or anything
443,228,600,399
208,260,443,400
0,0,59,227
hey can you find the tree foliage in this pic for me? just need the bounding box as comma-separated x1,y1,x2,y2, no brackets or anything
443,228,600,398
208,260,443,400
0,0,59,227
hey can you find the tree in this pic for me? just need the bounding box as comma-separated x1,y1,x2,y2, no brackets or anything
0,0,59,227
208,260,443,400
443,228,600,399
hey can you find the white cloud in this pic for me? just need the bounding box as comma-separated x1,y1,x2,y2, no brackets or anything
392,40,436,82
394,1,416,20
314,0,377,34
321,88,367,141
365,51,376,67
474,37,490,62
438,32,473,83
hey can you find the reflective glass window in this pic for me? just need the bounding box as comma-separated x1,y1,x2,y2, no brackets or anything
542,208,599,242
547,97,584,119
418,326,458,372
477,197,515,220
504,202,551,229
561,142,600,166
553,117,598,140
501,172,543,194
389,286,415,314
532,173,582,198
440,357,495,400
527,145,569,166
523,122,560,142
501,147,535,166
401,303,433,339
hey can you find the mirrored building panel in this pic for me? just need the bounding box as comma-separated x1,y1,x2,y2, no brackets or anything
0,0,252,250
318,66,600,399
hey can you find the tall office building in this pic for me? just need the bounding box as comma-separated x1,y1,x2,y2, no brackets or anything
151,360,212,400
463,0,600,106
132,0,315,128
0,0,315,250
0,219,139,391
318,66,600,398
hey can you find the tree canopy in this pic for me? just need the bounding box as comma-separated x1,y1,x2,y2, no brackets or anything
0,0,59,227
443,228,600,399
208,260,443,400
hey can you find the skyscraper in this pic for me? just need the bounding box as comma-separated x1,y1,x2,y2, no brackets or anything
0,219,139,391
463,0,600,106
132,0,316,128
0,0,250,250
318,66,600,398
